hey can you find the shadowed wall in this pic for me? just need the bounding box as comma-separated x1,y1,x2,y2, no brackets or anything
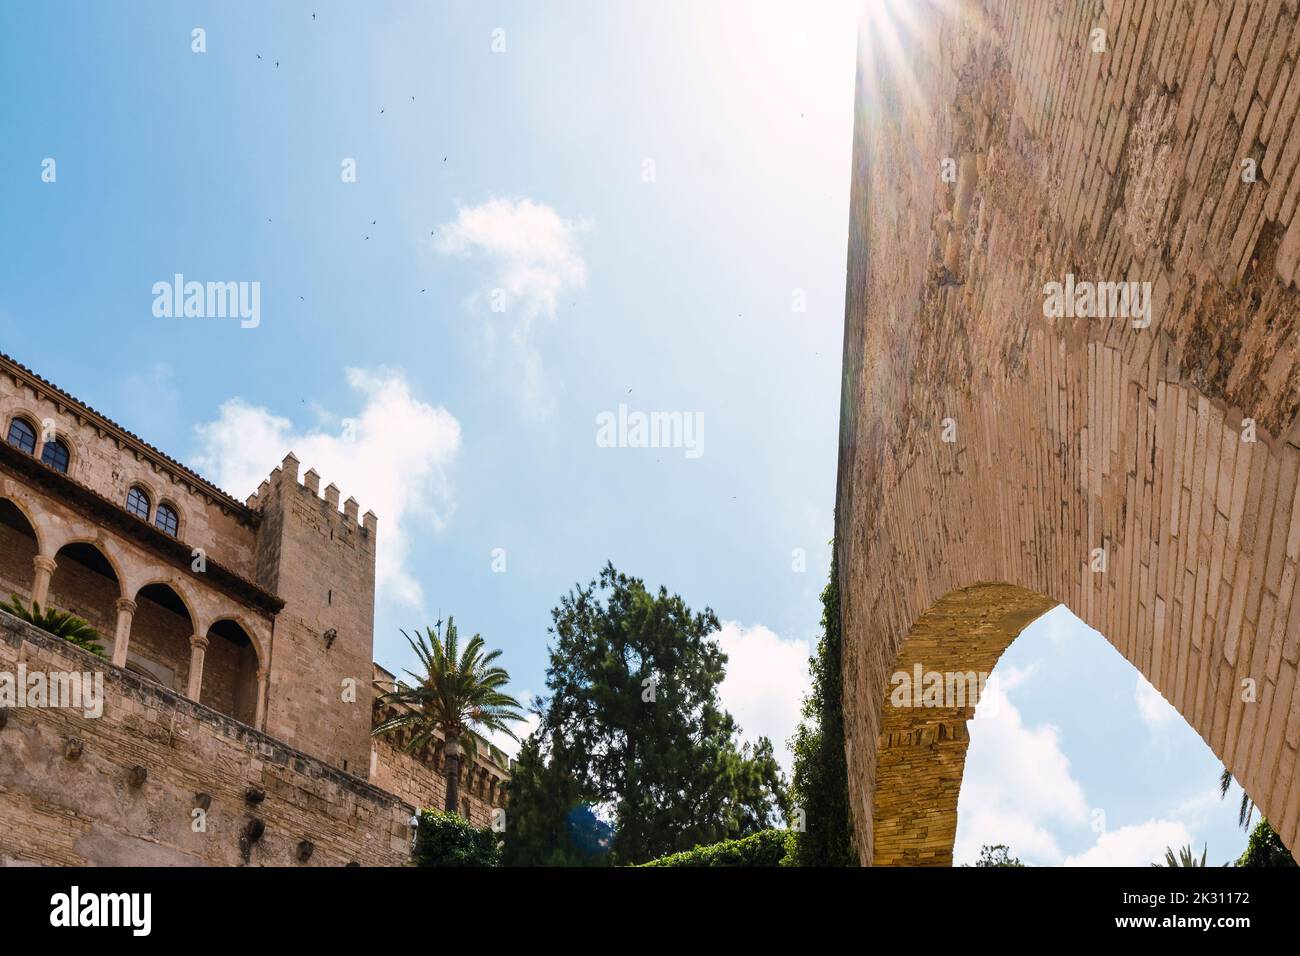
837,0,1300,865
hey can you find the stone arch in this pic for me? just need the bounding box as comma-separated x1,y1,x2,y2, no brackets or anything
0,496,40,599
3,408,41,453
47,541,122,638
29,416,81,476
131,575,199,627
871,584,1076,864
0,486,49,556
128,581,197,693
207,613,266,668
837,2,1300,864
153,496,184,537
203,617,263,724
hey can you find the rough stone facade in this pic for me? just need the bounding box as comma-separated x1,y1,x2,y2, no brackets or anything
0,352,507,864
837,0,1300,864
0,613,413,866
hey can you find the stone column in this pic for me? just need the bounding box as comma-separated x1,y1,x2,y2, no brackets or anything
254,668,268,729
186,634,209,701
31,554,57,607
110,598,137,668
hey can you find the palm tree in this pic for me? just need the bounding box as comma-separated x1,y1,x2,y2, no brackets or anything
1219,768,1255,830
2,595,107,658
372,617,524,814
1152,843,1208,867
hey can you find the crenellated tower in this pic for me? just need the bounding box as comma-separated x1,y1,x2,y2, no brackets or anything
249,453,378,775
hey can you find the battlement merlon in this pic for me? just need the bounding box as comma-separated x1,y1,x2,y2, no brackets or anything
252,452,376,536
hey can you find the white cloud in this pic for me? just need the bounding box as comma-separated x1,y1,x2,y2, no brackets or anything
1135,673,1179,731
954,670,1089,865
1064,820,1195,867
1034,603,1082,649
434,197,590,410
714,621,811,775
435,196,590,326
957,662,1213,867
193,367,461,608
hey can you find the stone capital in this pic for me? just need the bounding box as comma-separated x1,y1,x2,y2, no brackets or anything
189,634,210,651
115,597,138,615
32,555,57,574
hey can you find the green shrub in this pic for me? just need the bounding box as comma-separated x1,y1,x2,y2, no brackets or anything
2,595,107,658
639,829,795,867
412,809,500,867
1236,819,1298,868
965,844,1026,867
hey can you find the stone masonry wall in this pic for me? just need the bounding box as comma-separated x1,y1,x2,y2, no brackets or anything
370,739,501,830
837,0,1300,864
0,611,413,866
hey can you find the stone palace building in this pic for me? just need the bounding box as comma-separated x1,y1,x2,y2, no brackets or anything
0,351,507,865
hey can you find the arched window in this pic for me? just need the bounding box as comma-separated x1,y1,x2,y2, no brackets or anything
155,502,179,537
40,438,70,474
6,418,36,455
126,486,151,520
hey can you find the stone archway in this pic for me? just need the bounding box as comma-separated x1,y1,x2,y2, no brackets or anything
0,498,39,599
837,1,1300,865
130,582,197,694
47,541,122,637
872,584,1056,865
204,618,262,725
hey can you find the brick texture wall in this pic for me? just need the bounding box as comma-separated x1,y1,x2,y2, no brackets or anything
0,611,413,866
838,0,1300,865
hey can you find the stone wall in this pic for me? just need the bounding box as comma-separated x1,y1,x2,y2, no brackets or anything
837,0,1300,864
370,739,501,830
0,611,413,866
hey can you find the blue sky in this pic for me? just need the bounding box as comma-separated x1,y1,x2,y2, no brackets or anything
0,0,1253,864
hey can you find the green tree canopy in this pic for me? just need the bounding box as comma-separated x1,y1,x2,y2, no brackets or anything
1236,819,1298,867
502,563,788,865
788,548,856,865
967,844,1026,867
372,617,524,813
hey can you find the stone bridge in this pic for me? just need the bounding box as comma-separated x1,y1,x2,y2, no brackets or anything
836,0,1300,864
